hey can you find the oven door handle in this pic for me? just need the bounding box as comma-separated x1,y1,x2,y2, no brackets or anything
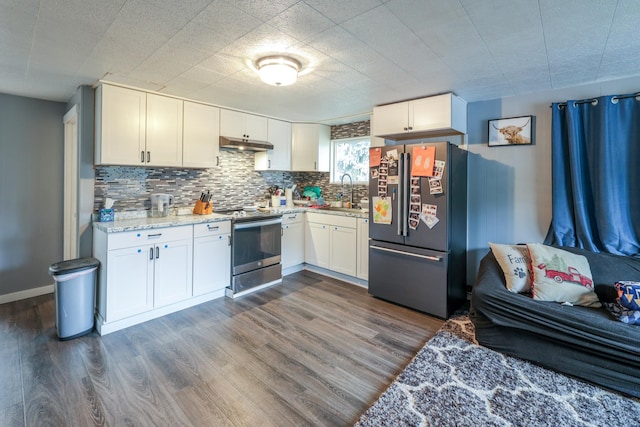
233,218,283,229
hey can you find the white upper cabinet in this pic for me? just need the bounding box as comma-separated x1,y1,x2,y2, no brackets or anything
255,118,292,171
183,102,220,168
220,109,268,141
372,93,467,138
291,123,330,172
95,84,184,167
95,84,147,166
146,93,183,167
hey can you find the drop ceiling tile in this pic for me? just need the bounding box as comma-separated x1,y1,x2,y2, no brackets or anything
179,66,227,85
461,0,542,44
169,22,233,54
114,0,190,40
193,0,263,40
304,0,384,24
99,73,166,92
142,0,212,20
0,4,37,48
266,2,335,43
216,23,300,64
38,0,126,36
159,76,211,96
197,53,247,76
230,0,299,21
308,25,367,57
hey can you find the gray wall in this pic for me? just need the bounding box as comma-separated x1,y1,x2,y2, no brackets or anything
0,93,66,296
465,75,640,284
66,86,95,258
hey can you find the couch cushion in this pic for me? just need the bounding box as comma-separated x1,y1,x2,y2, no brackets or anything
527,244,600,307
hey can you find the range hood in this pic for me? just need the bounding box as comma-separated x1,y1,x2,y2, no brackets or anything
219,136,274,151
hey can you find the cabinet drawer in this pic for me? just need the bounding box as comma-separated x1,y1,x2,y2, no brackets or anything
108,225,193,250
282,212,303,225
194,221,231,238
306,212,356,228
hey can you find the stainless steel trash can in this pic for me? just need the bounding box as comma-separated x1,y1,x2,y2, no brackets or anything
48,257,100,340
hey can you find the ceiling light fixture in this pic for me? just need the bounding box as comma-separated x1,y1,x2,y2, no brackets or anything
256,56,300,87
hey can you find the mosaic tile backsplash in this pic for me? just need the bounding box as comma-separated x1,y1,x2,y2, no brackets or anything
94,121,371,214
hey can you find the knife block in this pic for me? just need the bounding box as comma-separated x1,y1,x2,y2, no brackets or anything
193,200,213,215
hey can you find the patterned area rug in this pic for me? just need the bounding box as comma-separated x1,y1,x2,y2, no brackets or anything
356,316,640,426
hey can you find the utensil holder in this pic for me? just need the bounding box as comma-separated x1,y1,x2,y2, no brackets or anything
193,200,213,215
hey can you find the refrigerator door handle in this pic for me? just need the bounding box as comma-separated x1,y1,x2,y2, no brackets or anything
397,154,404,236
402,152,410,236
370,245,442,262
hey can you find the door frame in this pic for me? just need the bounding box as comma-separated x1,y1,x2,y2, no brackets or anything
63,105,79,260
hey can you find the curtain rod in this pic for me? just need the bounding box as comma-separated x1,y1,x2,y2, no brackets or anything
550,92,640,108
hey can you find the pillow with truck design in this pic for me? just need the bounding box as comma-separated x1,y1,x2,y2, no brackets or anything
526,244,601,308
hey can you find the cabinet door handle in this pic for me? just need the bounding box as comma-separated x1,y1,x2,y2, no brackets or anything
314,161,317,170
147,151,151,163
408,126,413,130
287,215,297,219
281,227,284,236
403,127,408,131
141,151,145,163
147,233,162,238
149,247,154,260
228,235,231,246
268,159,271,168
207,225,219,231
216,156,220,167
155,246,160,259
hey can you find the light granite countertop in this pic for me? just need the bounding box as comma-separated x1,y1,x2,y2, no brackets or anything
93,207,368,233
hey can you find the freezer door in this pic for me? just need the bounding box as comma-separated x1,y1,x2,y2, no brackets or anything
404,141,449,251
368,240,449,318
368,144,405,244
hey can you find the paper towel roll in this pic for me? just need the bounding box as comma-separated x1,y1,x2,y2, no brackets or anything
285,189,293,207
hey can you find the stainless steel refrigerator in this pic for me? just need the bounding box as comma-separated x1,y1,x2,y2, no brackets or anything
368,140,467,318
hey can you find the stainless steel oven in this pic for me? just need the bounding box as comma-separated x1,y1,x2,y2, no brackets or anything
226,214,283,297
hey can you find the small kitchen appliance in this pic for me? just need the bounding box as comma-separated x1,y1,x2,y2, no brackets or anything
150,193,173,217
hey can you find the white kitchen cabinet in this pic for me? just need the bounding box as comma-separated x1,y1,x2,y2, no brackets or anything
255,118,292,171
193,222,231,296
145,93,183,167
305,221,330,268
95,84,185,167
153,237,193,308
105,245,154,321
96,225,193,323
305,213,357,275
281,212,304,270
329,225,357,276
372,93,467,138
95,84,146,166
291,123,330,172
183,101,220,168
369,113,386,147
220,109,268,141
357,218,369,280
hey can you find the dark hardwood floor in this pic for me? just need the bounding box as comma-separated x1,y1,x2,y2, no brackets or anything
0,270,444,427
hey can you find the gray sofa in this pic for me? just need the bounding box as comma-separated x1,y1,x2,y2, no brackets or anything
470,246,640,398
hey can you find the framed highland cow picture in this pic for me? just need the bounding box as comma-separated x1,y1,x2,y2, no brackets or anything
488,115,535,147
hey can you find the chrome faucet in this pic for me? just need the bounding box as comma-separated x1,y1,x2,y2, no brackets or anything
340,173,353,208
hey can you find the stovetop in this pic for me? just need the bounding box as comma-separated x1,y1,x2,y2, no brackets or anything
214,207,282,223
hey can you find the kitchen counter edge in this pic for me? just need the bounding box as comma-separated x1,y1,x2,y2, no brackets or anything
93,207,367,233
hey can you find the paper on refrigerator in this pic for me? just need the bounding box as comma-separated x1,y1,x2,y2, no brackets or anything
372,196,392,224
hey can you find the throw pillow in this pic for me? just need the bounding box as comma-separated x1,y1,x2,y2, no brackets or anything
489,242,532,293
615,281,640,310
526,244,601,308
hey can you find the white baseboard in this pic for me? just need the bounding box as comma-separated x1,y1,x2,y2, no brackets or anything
0,284,54,304
298,264,369,289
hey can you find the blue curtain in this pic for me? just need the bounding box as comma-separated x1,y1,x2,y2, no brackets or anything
545,93,640,256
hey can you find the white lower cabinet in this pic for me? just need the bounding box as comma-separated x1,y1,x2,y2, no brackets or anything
357,218,369,280
193,222,231,296
305,213,357,275
99,225,193,323
105,245,154,321
281,213,304,270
